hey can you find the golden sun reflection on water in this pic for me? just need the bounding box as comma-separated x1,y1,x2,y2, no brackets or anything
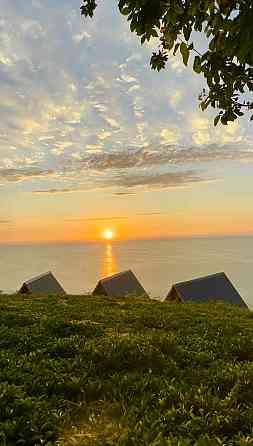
102,243,117,278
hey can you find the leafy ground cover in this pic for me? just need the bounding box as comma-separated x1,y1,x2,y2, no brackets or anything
0,293,253,445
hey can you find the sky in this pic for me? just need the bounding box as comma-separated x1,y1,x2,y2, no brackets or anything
0,0,253,243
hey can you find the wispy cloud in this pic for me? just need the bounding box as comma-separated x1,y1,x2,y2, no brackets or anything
104,170,208,190
75,144,253,172
0,219,12,224
0,168,55,182
137,212,166,216
1,142,252,192
65,216,130,222
113,191,136,196
32,188,83,195
65,212,166,222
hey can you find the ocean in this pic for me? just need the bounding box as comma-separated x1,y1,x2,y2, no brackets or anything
1,236,253,307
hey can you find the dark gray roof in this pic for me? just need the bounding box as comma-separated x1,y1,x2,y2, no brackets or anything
92,269,148,298
19,271,66,295
166,272,247,308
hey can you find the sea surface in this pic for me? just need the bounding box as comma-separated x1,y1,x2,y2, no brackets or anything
1,236,253,307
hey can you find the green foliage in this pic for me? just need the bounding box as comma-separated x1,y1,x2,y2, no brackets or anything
81,0,253,125
0,293,253,445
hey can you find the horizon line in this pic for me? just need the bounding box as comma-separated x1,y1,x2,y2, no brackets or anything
1,232,253,245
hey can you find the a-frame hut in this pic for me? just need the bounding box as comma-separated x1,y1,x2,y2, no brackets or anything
19,271,66,295
92,270,148,298
165,272,247,308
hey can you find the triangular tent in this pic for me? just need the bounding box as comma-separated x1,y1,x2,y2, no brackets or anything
19,271,66,295
92,270,148,298
166,272,247,308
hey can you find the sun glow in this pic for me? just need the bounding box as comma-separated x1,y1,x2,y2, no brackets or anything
102,229,114,240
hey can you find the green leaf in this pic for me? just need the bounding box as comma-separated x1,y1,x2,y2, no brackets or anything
150,51,168,71
120,5,131,15
173,43,180,56
151,29,158,38
200,99,210,111
214,115,220,126
193,56,202,74
183,26,191,41
180,42,190,66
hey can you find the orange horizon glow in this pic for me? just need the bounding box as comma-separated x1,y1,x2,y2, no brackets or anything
2,233,253,246
2,231,253,245
2,211,253,244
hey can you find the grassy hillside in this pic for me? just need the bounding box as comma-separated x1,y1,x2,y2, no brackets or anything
0,294,253,445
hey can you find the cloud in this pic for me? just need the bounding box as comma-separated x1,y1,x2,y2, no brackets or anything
192,131,210,146
190,115,209,131
117,74,137,83
216,121,245,144
51,141,252,192
160,127,181,144
75,144,253,172
0,0,253,204
72,30,91,43
2,141,252,192
65,212,166,222
113,191,136,196
137,212,166,216
106,170,208,190
189,114,247,146
0,168,55,183
128,84,140,93
0,219,12,224
65,216,130,222
168,89,183,108
97,130,112,141
104,117,120,129
32,187,83,195
86,144,104,152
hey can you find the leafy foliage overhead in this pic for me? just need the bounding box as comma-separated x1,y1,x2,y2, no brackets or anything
81,0,253,125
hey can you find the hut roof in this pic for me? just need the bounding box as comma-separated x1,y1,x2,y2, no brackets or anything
92,269,148,298
166,272,247,308
19,271,66,295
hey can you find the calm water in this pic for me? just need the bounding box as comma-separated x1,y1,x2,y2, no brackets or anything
1,237,253,307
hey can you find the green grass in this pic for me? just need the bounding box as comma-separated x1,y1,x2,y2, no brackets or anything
0,294,253,445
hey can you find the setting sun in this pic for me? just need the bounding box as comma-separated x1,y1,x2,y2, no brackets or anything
103,229,114,240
